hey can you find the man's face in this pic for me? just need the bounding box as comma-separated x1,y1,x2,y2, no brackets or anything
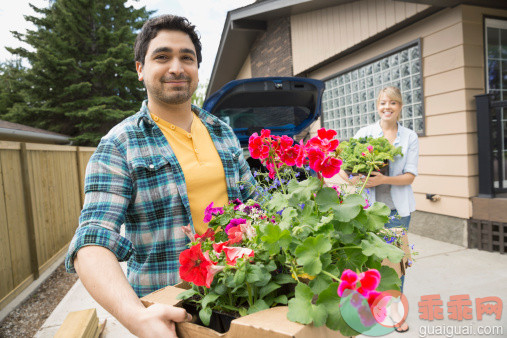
136,30,198,106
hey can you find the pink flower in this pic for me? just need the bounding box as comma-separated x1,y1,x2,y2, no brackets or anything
203,202,224,223
213,241,229,253
308,128,339,152
225,218,247,233
337,269,358,297
222,246,255,265
295,140,307,167
205,263,225,288
280,145,299,166
361,152,366,156
280,135,294,150
227,225,243,244
320,156,342,178
307,147,325,171
194,228,215,241
367,145,373,153
357,270,381,296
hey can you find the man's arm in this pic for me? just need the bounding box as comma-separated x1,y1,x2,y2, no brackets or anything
74,246,190,337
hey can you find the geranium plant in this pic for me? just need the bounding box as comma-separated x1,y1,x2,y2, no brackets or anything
338,136,402,178
177,129,407,335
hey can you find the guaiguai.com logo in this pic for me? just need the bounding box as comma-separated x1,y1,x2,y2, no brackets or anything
340,289,409,336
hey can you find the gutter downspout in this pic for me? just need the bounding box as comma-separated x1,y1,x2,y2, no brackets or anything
0,127,71,145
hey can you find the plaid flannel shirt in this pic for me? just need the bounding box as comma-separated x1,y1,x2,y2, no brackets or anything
65,100,256,297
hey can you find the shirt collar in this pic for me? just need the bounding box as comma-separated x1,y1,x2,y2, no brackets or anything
374,121,402,145
136,99,219,128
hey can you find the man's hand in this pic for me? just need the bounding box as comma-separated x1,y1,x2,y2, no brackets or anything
362,171,386,188
129,304,192,338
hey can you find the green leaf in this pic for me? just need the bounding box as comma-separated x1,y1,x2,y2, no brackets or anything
266,191,289,212
273,273,297,284
378,265,402,291
247,299,269,315
260,223,292,253
298,201,320,227
287,284,326,325
295,235,332,275
279,207,298,230
364,202,391,231
201,293,220,309
233,268,246,286
273,294,288,305
259,282,281,299
316,187,341,212
331,194,364,222
361,233,405,262
336,249,368,272
287,177,322,202
176,288,198,300
199,307,212,326
265,260,277,272
246,264,262,284
316,284,360,335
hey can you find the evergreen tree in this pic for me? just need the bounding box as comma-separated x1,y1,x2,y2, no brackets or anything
0,59,27,120
7,0,153,145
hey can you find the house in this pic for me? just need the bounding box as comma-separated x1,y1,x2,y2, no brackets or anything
207,0,507,252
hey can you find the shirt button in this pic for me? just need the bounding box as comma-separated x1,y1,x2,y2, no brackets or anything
149,164,155,169
153,116,159,122
170,125,175,130
195,148,199,153
187,134,192,138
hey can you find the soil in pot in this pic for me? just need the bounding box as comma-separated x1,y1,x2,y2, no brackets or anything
181,302,238,334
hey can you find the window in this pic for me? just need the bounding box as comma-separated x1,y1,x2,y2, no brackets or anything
321,43,424,140
485,18,507,190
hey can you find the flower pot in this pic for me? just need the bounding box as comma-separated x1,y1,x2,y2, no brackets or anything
344,162,389,177
181,301,238,334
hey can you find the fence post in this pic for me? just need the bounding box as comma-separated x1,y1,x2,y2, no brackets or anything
75,146,84,207
19,142,40,279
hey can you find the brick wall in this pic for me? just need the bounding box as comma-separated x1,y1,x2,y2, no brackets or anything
251,16,293,77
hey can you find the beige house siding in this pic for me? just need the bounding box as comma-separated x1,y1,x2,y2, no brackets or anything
304,5,506,219
236,54,252,80
291,0,430,75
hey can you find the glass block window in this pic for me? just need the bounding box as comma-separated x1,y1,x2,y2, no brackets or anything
321,44,424,139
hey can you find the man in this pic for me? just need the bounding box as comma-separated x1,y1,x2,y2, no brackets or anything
65,15,255,337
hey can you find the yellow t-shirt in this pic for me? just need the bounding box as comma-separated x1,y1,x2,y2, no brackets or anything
152,113,228,235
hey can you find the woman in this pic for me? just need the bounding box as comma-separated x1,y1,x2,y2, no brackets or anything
342,86,419,333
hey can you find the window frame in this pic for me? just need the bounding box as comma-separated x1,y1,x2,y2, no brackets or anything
320,38,425,138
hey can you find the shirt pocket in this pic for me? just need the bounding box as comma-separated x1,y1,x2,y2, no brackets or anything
130,155,177,209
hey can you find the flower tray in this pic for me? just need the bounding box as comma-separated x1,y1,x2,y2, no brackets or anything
381,228,412,277
141,283,351,338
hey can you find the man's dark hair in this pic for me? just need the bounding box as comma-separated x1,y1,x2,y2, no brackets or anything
135,15,202,67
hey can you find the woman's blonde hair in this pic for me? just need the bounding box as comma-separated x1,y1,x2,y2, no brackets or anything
377,86,403,120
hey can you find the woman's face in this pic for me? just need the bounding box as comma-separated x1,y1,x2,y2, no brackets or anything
377,93,402,123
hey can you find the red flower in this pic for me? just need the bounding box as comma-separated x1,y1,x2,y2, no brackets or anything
179,243,214,287
295,140,307,167
227,225,243,243
213,241,230,253
338,269,358,297
320,156,342,178
317,128,337,140
307,147,325,171
308,128,339,152
280,135,294,150
194,228,215,241
222,246,255,265
249,133,269,159
357,270,381,296
280,145,299,166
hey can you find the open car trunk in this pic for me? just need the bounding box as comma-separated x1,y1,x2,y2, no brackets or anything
203,77,324,147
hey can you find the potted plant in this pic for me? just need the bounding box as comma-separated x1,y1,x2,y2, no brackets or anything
338,136,403,179
175,129,408,336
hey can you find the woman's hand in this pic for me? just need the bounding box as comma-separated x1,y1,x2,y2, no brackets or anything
362,171,386,188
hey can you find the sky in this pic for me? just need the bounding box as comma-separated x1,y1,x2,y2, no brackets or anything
0,0,256,83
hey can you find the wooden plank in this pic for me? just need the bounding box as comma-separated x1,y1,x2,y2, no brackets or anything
367,0,377,36
414,193,472,219
376,0,387,33
419,133,477,156
54,308,98,338
0,273,35,312
423,45,464,77
0,141,21,150
0,151,14,301
20,143,40,279
25,143,77,152
419,154,478,176
425,89,483,116
425,111,476,136
2,150,32,286
422,22,463,57
394,1,406,24
424,67,483,97
413,174,478,198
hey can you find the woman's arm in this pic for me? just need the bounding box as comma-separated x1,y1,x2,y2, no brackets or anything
362,171,415,188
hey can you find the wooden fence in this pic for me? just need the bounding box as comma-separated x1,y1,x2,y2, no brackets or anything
0,141,95,311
